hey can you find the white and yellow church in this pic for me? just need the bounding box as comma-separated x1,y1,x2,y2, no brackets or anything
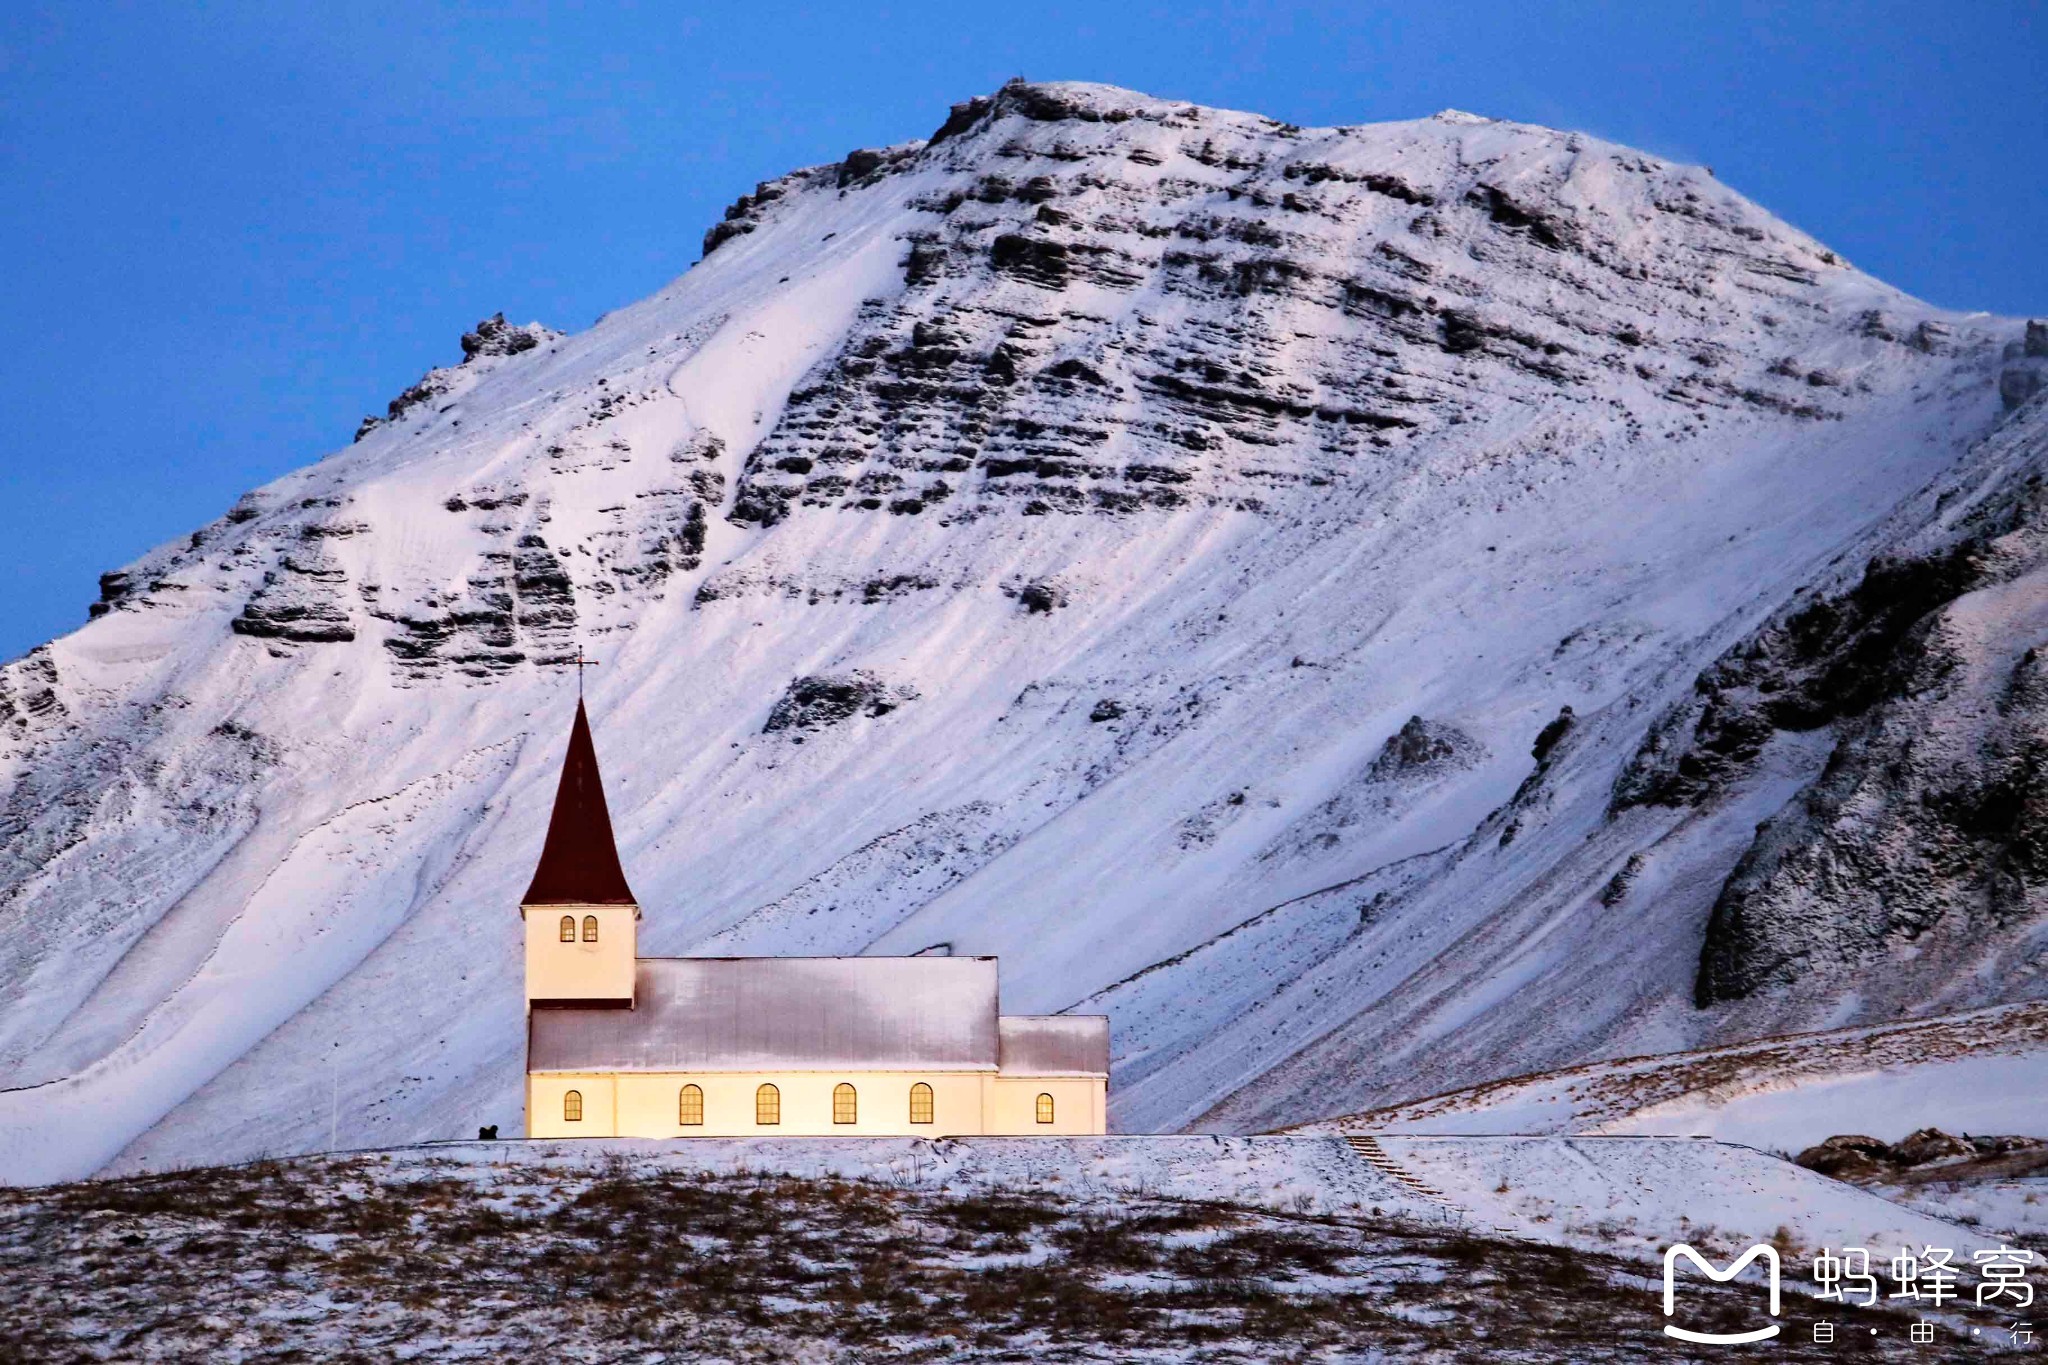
520,701,1110,1138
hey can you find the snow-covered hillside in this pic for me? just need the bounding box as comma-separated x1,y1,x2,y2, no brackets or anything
1294,1001,2048,1146
2,80,2043,1182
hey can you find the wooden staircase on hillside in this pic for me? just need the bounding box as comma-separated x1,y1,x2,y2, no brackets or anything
1345,1134,1456,1208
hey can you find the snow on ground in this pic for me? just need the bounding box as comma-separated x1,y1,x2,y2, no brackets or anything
1382,1136,1977,1259
8,1136,2028,1362
271,1132,1985,1267
1298,1002,2048,1149
1880,1176,2048,1244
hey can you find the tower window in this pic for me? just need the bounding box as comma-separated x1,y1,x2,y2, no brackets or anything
833,1083,858,1125
582,915,598,943
564,1090,583,1123
558,915,576,942
1035,1093,1055,1125
909,1082,934,1125
678,1084,703,1126
755,1083,780,1126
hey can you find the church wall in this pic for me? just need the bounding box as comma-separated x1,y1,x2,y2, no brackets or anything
985,1075,1106,1135
522,904,637,1006
525,1070,1107,1137
527,1072,616,1138
617,1072,990,1137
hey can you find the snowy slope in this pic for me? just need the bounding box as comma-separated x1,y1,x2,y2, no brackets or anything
1294,1001,2048,1145
0,80,2039,1183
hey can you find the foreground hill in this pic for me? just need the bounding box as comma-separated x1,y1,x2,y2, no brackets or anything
0,1138,2001,1362
2,79,2045,1180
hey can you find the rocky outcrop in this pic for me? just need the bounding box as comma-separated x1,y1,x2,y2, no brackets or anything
762,673,917,734
354,313,560,440
230,546,356,644
0,649,65,734
1365,716,1481,781
460,313,552,360
1796,1128,2046,1184
1615,401,2048,1006
726,80,1858,528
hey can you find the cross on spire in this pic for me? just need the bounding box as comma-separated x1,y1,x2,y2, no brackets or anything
547,649,600,697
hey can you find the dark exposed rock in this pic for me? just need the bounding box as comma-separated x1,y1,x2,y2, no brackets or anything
1598,852,1646,907
1366,716,1477,780
2004,364,2045,411
231,586,355,644
861,574,938,603
2028,320,2048,359
838,148,886,187
89,571,136,620
992,78,1133,125
1009,580,1067,614
1672,451,2048,1005
0,648,65,731
1615,545,1986,813
1908,319,1952,354
368,314,559,436
1088,698,1125,723
762,672,915,733
1467,185,1576,251
1794,1128,2043,1185
229,545,357,644
927,94,996,147
701,217,755,257
460,313,551,360
512,536,577,635
989,233,1071,289
1793,1134,1895,1182
1891,1127,1976,1166
1531,706,1575,763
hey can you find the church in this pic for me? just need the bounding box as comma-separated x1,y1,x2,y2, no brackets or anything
520,701,1110,1137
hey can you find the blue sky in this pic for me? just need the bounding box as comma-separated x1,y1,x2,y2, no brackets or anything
3,1,2043,661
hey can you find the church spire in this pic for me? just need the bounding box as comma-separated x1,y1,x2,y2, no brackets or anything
522,698,638,907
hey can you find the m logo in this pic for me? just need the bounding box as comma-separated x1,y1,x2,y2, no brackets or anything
1662,1243,1782,1344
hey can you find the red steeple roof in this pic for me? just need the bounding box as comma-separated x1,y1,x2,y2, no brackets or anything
522,699,638,906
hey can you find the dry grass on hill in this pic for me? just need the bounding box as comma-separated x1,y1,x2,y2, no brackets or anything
0,1150,1977,1362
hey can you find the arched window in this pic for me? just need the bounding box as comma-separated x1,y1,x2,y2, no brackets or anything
833,1083,858,1125
1035,1093,1055,1125
558,915,576,942
909,1082,934,1125
678,1084,703,1126
563,1089,583,1123
582,915,599,943
755,1083,780,1126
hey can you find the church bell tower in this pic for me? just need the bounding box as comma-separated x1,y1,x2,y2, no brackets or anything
520,699,639,1010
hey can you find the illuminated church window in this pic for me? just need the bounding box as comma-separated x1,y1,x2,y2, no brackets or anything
909,1082,934,1125
564,1090,583,1123
582,915,598,942
1035,1093,1054,1124
678,1084,703,1126
558,915,576,942
755,1083,780,1125
833,1083,858,1124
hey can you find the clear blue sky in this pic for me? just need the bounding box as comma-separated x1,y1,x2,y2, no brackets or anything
3,2,2043,661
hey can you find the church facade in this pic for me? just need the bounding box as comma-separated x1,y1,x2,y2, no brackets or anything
520,702,1110,1138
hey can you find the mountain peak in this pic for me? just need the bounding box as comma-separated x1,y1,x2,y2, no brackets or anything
0,80,2033,1181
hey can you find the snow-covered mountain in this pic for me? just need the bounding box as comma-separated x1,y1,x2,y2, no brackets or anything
3,80,2043,1183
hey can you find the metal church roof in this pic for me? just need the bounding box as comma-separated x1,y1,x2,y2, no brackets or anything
521,699,638,907
998,1015,1111,1077
528,957,1003,1073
